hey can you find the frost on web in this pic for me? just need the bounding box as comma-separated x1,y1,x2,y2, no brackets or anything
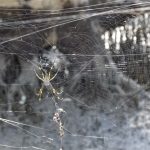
0,1,150,150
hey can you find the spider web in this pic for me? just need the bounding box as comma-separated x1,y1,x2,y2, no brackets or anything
0,1,150,150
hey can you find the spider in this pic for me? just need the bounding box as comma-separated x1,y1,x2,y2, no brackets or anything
34,65,62,101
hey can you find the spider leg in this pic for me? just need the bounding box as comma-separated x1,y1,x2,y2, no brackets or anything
50,68,59,81
50,84,62,100
41,71,46,79
34,69,44,82
55,88,63,95
36,84,44,101
48,71,51,79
